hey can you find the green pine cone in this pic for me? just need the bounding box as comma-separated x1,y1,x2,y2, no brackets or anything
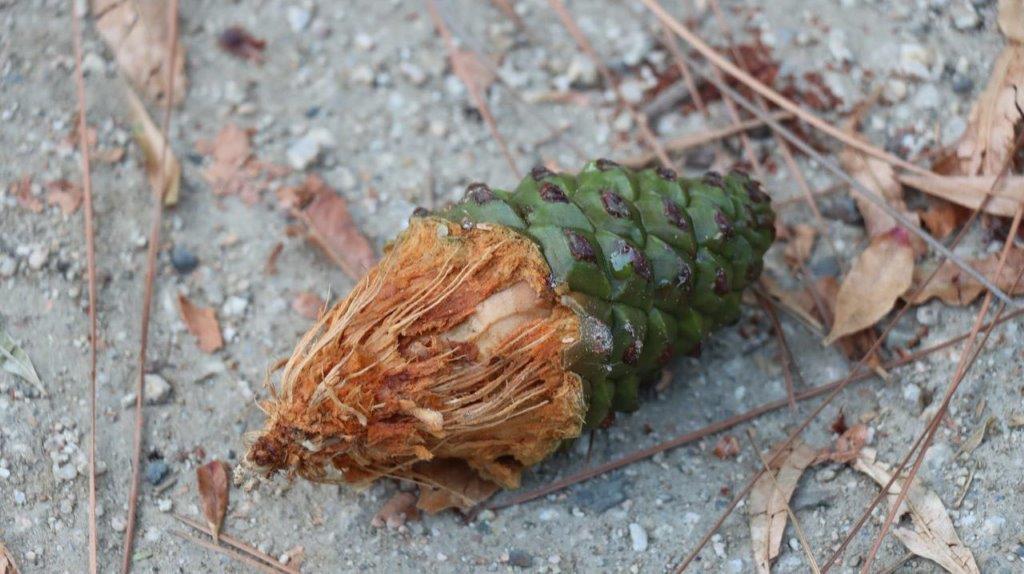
431,160,775,428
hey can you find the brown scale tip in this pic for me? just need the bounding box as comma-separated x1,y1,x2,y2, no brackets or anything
539,182,570,203
530,165,555,180
465,182,494,204
702,170,724,187
247,430,289,472
595,158,620,171
601,190,631,218
656,166,678,181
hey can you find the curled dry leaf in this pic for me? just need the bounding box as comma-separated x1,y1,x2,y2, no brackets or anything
908,248,1024,306
919,200,964,240
851,448,980,574
196,460,230,541
952,26,1023,176
713,435,741,459
0,540,19,574
814,423,869,465
176,294,224,353
782,223,817,267
1,319,45,396
45,179,83,216
125,86,181,206
371,491,419,529
749,439,817,574
292,291,326,320
11,176,42,214
92,0,187,106
217,26,267,63
899,173,1024,218
415,460,500,513
825,229,915,345
294,175,376,280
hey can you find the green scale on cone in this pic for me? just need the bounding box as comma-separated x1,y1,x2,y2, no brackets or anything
430,160,775,429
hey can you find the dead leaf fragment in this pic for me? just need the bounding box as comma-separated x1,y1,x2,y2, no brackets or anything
450,48,497,104
0,540,20,574
295,175,376,280
814,423,869,465
1000,0,1024,42
713,435,741,459
11,176,42,214
196,124,253,196
414,460,500,513
851,448,980,574
825,230,915,344
217,26,267,63
196,460,230,542
783,224,817,267
1,320,45,396
291,291,326,320
953,41,1024,176
125,86,181,206
45,179,83,215
899,173,1024,218
176,294,224,353
957,415,996,457
908,248,1024,306
371,491,419,529
919,200,963,240
749,440,817,574
92,0,187,106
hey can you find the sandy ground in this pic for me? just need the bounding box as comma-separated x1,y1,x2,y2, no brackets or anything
2,0,1023,572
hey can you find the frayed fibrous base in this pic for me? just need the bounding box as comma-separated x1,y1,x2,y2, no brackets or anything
245,217,585,511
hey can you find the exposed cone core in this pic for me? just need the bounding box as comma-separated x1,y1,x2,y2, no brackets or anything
248,217,585,507
246,161,775,511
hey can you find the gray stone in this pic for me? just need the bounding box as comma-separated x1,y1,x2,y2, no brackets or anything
145,460,169,485
950,1,981,29
169,245,199,274
144,374,172,404
629,523,649,552
507,549,533,568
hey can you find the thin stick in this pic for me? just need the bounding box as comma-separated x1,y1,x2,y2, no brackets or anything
71,4,100,572
661,26,708,118
121,2,180,572
745,430,821,574
619,112,791,168
172,514,300,574
755,290,800,410
546,0,674,169
169,530,279,574
657,43,1017,306
487,305,1024,510
641,0,930,176
426,0,521,178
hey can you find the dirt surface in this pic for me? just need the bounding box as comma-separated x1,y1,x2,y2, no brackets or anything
2,0,1022,572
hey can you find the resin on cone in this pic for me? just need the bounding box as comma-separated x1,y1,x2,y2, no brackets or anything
245,161,775,511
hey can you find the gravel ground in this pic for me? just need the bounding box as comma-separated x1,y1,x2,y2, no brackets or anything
2,0,1023,572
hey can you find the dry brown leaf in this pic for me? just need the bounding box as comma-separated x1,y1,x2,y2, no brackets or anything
909,248,1024,306
713,435,741,459
292,291,326,320
125,86,181,206
1000,0,1024,41
264,242,283,276
899,173,1024,218
295,175,376,280
10,176,42,214
919,200,963,240
749,439,817,574
825,230,915,344
852,448,980,574
760,275,823,331
92,0,186,106
196,124,253,197
954,40,1024,176
216,26,266,63
371,491,420,529
450,48,497,104
45,179,82,215
415,460,500,513
783,223,817,267
0,541,19,574
177,294,224,353
196,460,230,542
814,423,870,465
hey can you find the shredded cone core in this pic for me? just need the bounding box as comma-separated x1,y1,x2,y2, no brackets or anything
247,217,584,509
